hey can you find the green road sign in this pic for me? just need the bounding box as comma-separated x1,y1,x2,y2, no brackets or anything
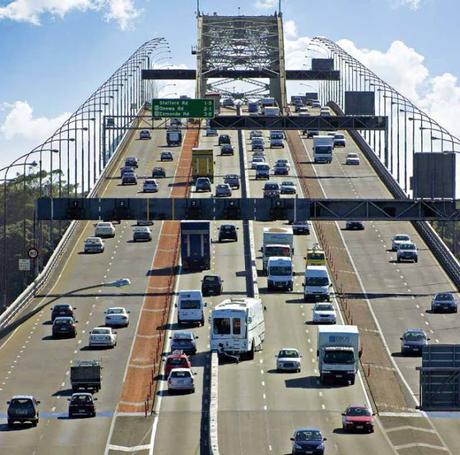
152,98,215,118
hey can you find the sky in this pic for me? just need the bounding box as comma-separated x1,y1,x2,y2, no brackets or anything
1,0,460,168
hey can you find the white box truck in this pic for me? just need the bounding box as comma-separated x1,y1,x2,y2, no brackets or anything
262,227,294,270
317,325,361,385
176,290,205,325
313,135,334,163
267,256,293,291
210,297,265,360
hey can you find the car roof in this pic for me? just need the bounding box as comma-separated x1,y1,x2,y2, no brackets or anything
71,392,93,397
295,427,322,432
404,328,425,334
54,316,74,321
54,303,72,308
169,368,192,373
11,395,35,400
107,306,126,311
173,331,194,338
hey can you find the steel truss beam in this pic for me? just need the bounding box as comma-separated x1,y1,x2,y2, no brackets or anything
37,197,460,221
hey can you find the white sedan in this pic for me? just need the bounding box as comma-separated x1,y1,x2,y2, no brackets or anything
104,307,130,327
345,153,360,165
392,234,411,251
89,327,117,348
276,348,302,372
94,222,115,238
312,302,337,324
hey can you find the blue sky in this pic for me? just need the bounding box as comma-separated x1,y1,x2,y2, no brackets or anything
0,0,459,167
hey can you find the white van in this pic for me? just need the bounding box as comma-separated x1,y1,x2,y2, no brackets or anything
267,256,293,291
303,265,331,302
177,290,205,325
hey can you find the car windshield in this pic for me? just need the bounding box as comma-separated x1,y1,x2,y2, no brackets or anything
221,225,234,232
308,253,325,261
72,395,92,404
55,318,72,325
54,305,70,311
174,332,192,340
306,276,329,286
269,265,292,276
282,182,294,186
400,243,415,250
347,154,358,159
347,407,371,417
180,299,201,309
265,184,279,190
213,317,231,335
395,235,410,241
279,349,299,358
271,133,283,139
315,304,334,312
404,332,426,341
204,276,219,283
92,328,110,334
168,358,187,366
435,293,454,301
98,223,111,228
316,146,331,154
323,350,355,364
10,399,35,412
108,308,124,314
171,371,191,378
295,430,322,441
266,246,290,256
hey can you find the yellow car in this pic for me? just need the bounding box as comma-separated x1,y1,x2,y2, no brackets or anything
306,247,326,266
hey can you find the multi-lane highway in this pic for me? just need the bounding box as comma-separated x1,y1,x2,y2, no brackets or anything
1,103,460,455
0,118,183,454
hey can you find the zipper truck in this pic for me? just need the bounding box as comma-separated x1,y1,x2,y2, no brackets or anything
210,297,265,360
267,256,293,291
262,227,294,271
181,221,211,270
70,360,102,392
317,325,360,385
177,290,205,326
192,147,214,181
313,135,334,163
166,128,182,146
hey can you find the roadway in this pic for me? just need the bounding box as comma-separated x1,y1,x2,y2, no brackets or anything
0,118,181,454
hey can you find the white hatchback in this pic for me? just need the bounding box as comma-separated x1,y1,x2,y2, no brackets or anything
276,348,302,372
104,307,130,327
89,327,117,348
345,153,360,165
94,222,115,238
312,302,337,324
167,368,195,393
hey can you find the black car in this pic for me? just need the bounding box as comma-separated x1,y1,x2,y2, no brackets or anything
196,177,212,192
52,317,77,338
221,144,234,156
201,274,223,296
51,303,75,322
121,172,137,185
152,167,166,178
68,393,97,418
160,151,173,161
224,174,240,190
7,396,40,427
218,134,231,146
346,221,365,230
125,157,138,168
120,166,134,177
218,224,238,242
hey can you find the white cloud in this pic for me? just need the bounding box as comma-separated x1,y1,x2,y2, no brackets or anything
284,19,297,39
0,0,140,30
390,0,421,9
0,101,69,141
255,0,278,9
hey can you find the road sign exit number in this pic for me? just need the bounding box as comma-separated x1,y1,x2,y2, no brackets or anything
152,98,214,118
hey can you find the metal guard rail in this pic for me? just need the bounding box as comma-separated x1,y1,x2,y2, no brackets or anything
0,111,142,329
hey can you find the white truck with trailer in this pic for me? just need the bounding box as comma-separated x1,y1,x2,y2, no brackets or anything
267,256,293,291
313,135,334,163
210,297,265,360
317,325,361,385
262,227,294,271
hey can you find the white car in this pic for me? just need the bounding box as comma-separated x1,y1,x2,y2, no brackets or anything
104,307,130,327
84,237,104,253
276,348,302,372
345,153,360,165
280,181,297,194
94,222,115,238
89,327,117,348
251,156,266,169
312,302,337,324
143,179,158,193
275,159,291,171
392,234,411,251
167,368,195,393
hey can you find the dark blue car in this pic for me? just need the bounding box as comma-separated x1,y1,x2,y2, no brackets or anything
290,428,326,455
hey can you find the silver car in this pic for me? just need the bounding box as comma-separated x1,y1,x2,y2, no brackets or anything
215,184,232,197
84,237,104,253
276,348,302,372
167,368,195,393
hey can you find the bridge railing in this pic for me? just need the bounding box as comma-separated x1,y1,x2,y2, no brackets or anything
0,37,170,313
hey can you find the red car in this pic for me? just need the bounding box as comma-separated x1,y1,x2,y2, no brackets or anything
164,350,192,378
341,405,375,432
